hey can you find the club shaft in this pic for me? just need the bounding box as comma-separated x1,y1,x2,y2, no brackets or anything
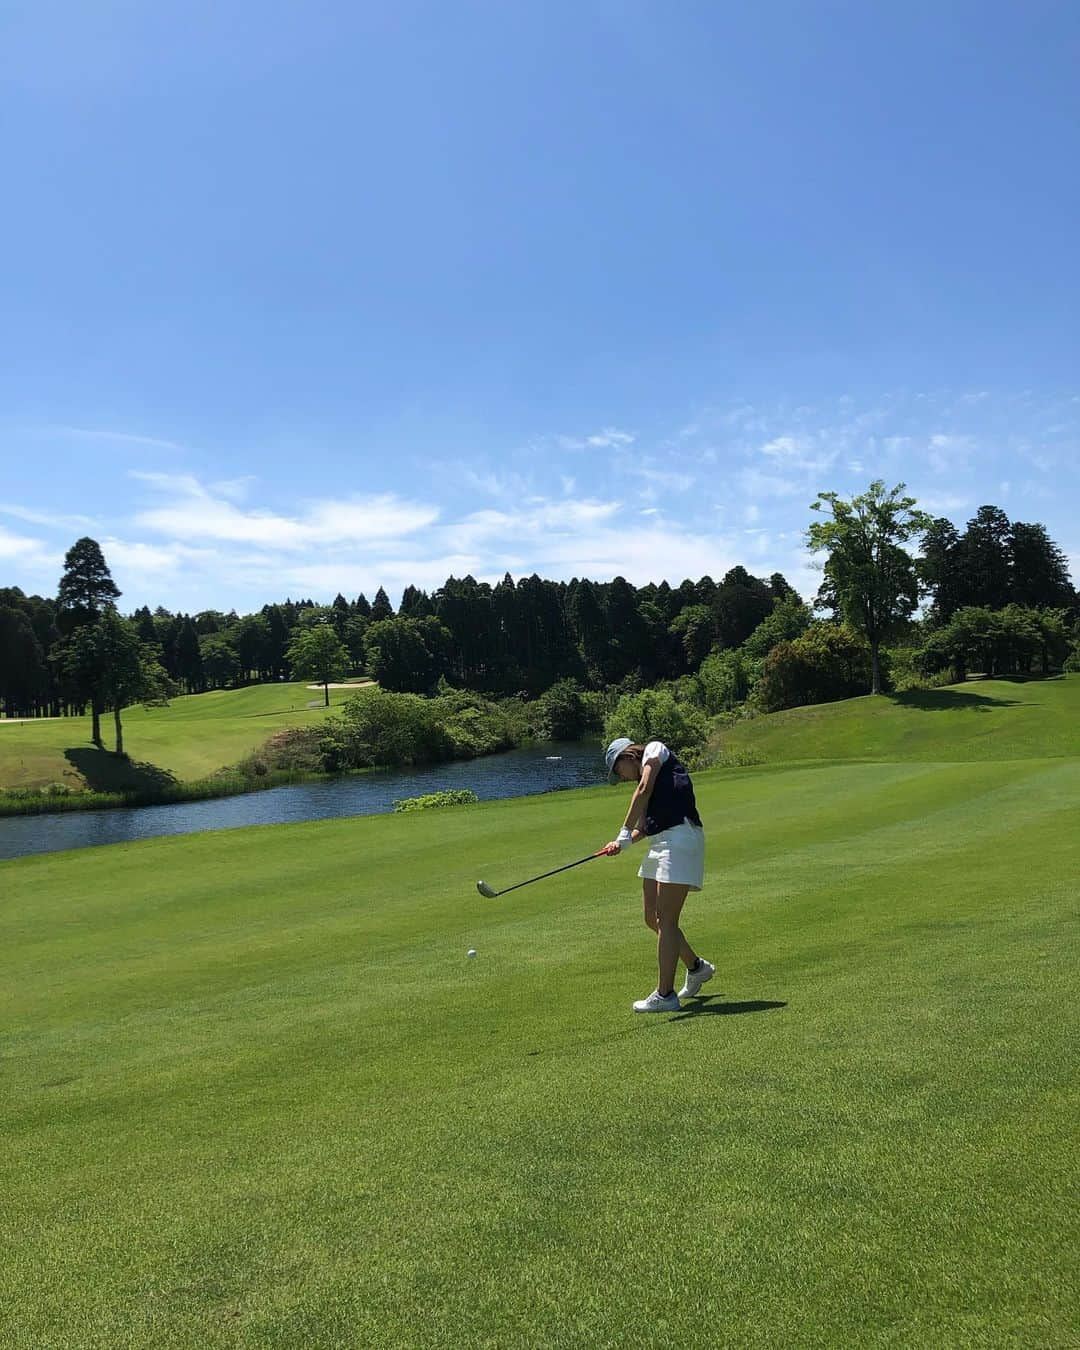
494,851,603,896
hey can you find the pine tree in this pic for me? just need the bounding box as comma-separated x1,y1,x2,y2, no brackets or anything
370,587,394,622
56,538,121,634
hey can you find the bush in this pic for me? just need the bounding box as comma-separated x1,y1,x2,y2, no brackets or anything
392,789,479,812
533,678,590,740
753,623,877,712
697,649,761,714
430,687,517,758
603,687,709,759
320,687,453,770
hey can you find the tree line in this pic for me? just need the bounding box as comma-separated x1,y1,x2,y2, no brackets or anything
1,488,1076,751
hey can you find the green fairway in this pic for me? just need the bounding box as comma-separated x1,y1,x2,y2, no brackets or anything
0,681,368,791
3,685,1078,1346
722,675,1080,763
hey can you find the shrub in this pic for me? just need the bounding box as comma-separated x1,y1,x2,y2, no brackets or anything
697,649,761,714
603,687,709,758
320,687,453,770
533,678,590,740
393,789,479,812
753,623,877,712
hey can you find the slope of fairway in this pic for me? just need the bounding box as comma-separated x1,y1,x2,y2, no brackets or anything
2,752,1077,1346
721,674,1080,764
0,681,368,790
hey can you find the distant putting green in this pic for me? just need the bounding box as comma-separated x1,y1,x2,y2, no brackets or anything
2,679,1077,1346
0,681,368,791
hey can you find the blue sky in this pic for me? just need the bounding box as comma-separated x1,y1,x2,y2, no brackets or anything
1,1,1077,611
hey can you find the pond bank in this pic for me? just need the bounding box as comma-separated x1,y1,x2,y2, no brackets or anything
0,742,605,860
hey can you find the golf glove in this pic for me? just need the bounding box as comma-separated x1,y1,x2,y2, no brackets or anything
615,827,635,851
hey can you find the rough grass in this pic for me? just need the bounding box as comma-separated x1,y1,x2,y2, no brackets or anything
0,682,365,791
2,699,1078,1345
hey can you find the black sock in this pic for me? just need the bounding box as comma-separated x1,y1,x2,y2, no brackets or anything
689,958,701,973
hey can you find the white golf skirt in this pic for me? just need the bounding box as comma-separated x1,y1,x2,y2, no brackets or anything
638,819,706,891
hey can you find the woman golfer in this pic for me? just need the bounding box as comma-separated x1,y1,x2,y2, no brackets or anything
603,737,713,1012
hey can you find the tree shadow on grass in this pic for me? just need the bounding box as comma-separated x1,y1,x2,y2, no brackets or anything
888,690,1022,713
669,995,787,1021
64,747,179,795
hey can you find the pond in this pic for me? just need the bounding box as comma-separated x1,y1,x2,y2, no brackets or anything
0,742,607,862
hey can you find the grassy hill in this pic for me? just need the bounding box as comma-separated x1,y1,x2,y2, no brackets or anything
720,675,1080,763
0,681,369,792
2,685,1077,1345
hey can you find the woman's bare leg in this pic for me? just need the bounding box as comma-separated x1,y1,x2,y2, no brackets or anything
655,883,696,996
642,879,696,968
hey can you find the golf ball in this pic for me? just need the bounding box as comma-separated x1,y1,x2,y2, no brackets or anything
467,948,478,958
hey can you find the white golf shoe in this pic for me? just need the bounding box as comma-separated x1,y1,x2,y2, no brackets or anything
632,989,681,1013
678,958,715,1000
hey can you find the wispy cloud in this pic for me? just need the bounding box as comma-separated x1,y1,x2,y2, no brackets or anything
0,503,98,531
555,427,635,451
131,472,440,548
38,426,190,453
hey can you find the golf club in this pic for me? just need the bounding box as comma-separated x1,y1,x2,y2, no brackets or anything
476,848,608,899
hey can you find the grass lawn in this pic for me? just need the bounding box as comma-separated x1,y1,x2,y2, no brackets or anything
2,679,1077,1346
720,675,1080,764
0,681,367,791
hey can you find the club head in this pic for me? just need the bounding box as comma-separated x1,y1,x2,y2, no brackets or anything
476,880,498,899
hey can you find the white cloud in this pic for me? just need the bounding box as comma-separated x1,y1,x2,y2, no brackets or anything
0,523,60,572
131,472,439,548
0,503,98,531
555,427,635,451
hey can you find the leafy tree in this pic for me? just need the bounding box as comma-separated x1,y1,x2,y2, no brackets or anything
63,610,172,755
320,687,452,769
199,632,242,689
741,593,812,658
603,686,709,759
754,623,876,712
713,567,774,649
669,604,715,669
697,648,759,713
287,624,350,705
809,480,930,694
534,678,590,740
353,593,372,618
363,615,450,693
234,613,271,680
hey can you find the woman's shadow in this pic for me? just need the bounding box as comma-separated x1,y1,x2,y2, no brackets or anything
670,994,787,1020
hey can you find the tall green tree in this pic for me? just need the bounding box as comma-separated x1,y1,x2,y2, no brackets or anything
56,537,121,634
63,610,171,755
919,517,966,622
1008,522,1073,609
809,481,930,694
370,587,394,622
287,624,350,705
957,505,1012,609
56,538,122,742
363,616,450,694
